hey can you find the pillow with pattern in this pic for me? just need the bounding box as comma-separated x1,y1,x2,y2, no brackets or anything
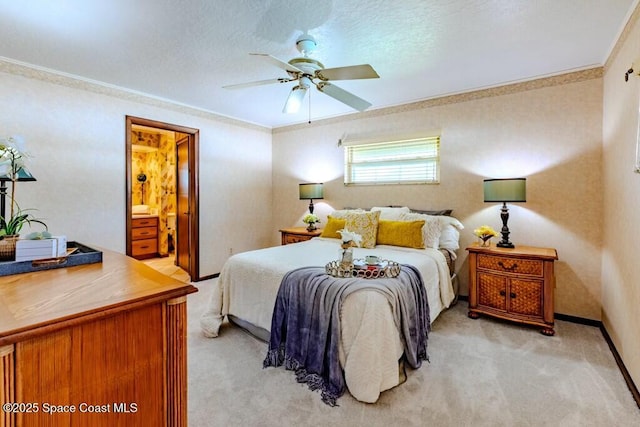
343,210,381,249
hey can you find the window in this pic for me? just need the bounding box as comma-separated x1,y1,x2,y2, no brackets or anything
343,135,440,185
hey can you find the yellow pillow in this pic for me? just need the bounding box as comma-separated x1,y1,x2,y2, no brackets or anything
376,220,425,249
320,216,346,239
344,211,381,249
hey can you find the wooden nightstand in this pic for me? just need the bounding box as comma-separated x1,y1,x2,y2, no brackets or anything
279,227,322,245
466,243,558,335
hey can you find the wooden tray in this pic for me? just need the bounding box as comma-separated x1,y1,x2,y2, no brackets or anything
0,241,103,276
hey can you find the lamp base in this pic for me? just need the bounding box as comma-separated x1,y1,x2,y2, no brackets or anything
496,241,515,248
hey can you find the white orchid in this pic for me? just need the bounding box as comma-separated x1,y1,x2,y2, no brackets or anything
337,228,362,247
0,136,27,179
0,136,46,236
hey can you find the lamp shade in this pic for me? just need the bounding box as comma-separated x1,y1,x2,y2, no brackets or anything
299,183,324,200
484,178,526,202
0,167,36,182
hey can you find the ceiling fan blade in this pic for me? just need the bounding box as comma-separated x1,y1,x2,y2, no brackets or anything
316,82,372,112
223,77,291,90
283,85,308,113
250,53,304,74
316,64,379,81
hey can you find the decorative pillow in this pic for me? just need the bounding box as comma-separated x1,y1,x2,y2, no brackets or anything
343,210,381,249
371,206,411,220
410,208,453,216
376,220,425,249
439,224,461,252
398,212,442,249
329,208,366,219
320,216,346,239
438,216,464,251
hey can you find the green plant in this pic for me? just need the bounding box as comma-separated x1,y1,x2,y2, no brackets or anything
0,206,47,236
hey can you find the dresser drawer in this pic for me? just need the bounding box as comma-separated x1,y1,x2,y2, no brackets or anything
132,217,158,228
477,254,543,277
132,239,158,256
132,226,158,240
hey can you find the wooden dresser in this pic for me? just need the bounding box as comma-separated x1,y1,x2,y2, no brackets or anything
279,227,322,245
0,249,197,426
466,243,558,335
131,216,159,259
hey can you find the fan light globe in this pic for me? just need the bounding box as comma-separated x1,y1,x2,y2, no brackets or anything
296,35,317,56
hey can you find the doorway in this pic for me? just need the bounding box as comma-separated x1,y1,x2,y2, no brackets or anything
125,116,200,281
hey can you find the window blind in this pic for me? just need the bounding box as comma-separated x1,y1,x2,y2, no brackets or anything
344,136,440,185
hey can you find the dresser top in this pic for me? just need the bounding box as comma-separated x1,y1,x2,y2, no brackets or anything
0,248,197,344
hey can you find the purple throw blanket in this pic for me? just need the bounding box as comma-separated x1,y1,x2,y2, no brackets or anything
263,264,430,406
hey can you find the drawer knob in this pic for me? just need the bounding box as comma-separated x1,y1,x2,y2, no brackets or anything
510,292,517,298
499,290,506,297
498,261,518,271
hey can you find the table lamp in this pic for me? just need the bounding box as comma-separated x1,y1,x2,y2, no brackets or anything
299,183,323,214
484,178,526,248
0,167,36,220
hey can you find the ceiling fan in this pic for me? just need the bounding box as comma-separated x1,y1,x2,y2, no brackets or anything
224,34,380,113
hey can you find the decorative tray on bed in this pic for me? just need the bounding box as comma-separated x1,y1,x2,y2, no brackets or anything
325,259,401,279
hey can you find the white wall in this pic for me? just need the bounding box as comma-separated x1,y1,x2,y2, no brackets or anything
0,65,272,277
602,3,640,395
273,74,603,320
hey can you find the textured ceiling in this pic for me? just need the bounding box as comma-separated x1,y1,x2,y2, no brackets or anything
0,0,636,128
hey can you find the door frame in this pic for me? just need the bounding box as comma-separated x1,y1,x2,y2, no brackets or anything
125,116,200,281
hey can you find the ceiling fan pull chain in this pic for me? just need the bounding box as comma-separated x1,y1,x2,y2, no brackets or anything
308,89,311,124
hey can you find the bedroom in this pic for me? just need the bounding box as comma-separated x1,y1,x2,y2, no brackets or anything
0,0,639,424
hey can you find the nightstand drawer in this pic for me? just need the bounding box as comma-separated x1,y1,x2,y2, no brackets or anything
283,234,311,244
477,254,543,277
279,227,322,245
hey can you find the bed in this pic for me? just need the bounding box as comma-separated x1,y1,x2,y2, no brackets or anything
200,207,463,403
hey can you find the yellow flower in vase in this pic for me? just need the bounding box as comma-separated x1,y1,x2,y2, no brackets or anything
473,225,498,247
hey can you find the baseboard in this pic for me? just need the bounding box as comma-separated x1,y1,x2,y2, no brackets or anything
600,326,640,410
194,272,219,282
555,312,601,328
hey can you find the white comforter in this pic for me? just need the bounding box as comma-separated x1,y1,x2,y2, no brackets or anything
200,237,455,403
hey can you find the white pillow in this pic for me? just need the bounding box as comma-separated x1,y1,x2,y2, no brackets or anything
398,212,441,249
398,212,464,251
436,216,464,251
329,209,366,219
439,224,461,252
371,206,410,220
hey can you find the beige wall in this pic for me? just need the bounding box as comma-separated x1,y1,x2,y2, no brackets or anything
602,3,640,396
273,74,603,320
0,63,273,277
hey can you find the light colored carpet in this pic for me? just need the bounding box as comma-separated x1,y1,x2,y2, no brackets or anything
186,278,639,427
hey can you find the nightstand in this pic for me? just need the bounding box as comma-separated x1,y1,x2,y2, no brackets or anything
466,243,558,335
279,227,322,245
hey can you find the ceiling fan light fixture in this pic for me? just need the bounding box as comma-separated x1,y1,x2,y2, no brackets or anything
283,85,308,113
295,34,317,56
